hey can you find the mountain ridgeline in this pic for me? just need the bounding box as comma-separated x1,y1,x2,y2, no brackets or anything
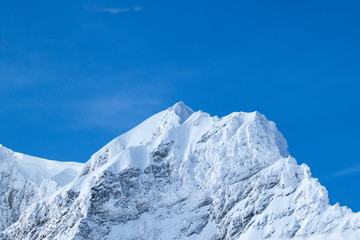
0,102,359,240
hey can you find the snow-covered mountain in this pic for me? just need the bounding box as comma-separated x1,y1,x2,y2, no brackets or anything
0,145,83,232
1,102,359,240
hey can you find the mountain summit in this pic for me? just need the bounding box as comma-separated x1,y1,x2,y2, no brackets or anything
1,103,359,240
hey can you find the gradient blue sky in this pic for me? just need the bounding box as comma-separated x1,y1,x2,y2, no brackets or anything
1,0,359,211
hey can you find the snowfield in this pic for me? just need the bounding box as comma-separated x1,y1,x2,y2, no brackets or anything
0,102,359,239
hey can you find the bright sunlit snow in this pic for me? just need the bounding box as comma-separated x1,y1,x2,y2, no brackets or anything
1,103,359,239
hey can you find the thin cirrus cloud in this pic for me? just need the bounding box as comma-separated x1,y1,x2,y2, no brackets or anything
322,164,360,181
97,6,142,14
66,82,167,132
70,96,162,132
331,165,360,177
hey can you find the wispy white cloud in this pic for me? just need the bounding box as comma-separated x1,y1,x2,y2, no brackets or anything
0,60,54,91
331,165,360,178
95,6,142,14
101,8,130,14
133,7,142,12
60,65,197,132
71,96,162,132
65,81,169,132
322,164,360,181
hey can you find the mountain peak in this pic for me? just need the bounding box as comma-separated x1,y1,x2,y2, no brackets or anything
166,101,194,124
3,105,360,240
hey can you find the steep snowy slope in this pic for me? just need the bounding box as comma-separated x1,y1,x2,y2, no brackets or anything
0,145,83,231
1,102,360,240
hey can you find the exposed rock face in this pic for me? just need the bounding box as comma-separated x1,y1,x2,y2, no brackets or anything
1,102,359,239
0,145,82,232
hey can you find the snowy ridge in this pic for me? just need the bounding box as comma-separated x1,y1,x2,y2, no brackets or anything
0,145,82,231
1,102,360,239
13,150,82,186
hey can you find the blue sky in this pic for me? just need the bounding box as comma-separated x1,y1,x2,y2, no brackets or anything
1,0,359,211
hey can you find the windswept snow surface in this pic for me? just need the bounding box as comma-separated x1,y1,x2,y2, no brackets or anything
1,102,359,240
0,145,82,231
14,151,82,186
